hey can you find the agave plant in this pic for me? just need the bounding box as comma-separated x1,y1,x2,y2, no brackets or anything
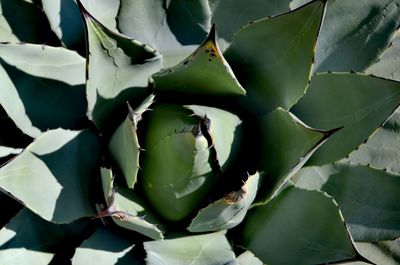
0,0,400,264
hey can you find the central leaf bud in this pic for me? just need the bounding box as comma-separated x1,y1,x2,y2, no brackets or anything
141,105,216,221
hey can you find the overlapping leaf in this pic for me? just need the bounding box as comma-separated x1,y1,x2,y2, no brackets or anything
144,231,236,265
224,0,325,114
239,186,356,265
188,173,259,232
314,0,400,72
72,228,136,265
292,73,400,165
0,43,87,138
0,129,100,223
153,25,246,96
80,5,162,129
99,168,163,240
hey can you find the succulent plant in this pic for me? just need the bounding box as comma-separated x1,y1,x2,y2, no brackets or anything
0,0,400,264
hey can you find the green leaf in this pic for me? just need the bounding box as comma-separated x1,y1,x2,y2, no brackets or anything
291,164,337,191
0,208,89,265
109,94,155,188
144,231,236,265
118,0,212,67
99,168,164,240
0,0,58,44
321,164,400,242
153,25,245,96
355,240,400,265
0,43,87,138
42,0,85,52
236,251,262,265
80,6,162,129
79,0,120,31
188,172,259,232
72,228,135,265
185,105,242,171
258,108,333,200
291,73,400,165
366,33,400,81
315,0,400,72
240,186,356,265
0,128,100,223
209,0,291,51
347,108,400,175
142,105,215,221
224,1,325,114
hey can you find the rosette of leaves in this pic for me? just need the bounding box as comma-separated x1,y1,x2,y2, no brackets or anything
1,0,400,264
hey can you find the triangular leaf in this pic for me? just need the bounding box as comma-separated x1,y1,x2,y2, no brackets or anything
0,43,87,137
240,186,356,265
153,25,245,96
291,73,400,165
224,0,325,114
80,5,162,129
0,129,101,223
109,94,155,188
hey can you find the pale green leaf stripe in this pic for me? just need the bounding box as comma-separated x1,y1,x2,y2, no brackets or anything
0,249,53,265
144,231,236,265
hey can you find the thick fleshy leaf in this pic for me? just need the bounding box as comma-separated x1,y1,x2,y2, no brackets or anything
315,0,400,72
99,168,164,240
185,105,242,171
153,25,245,96
72,228,135,265
142,105,216,221
118,0,212,67
258,108,333,200
0,249,53,265
291,73,400,165
209,0,291,51
79,0,120,31
290,0,313,10
236,251,263,265
80,5,162,129
0,43,87,138
224,1,325,114
291,164,337,191
144,231,236,265
347,108,400,175
321,164,400,242
188,172,259,232
0,0,58,44
366,33,400,81
0,146,21,158
355,240,400,265
0,129,100,223
42,0,84,52
0,208,89,265
240,186,356,265
109,95,155,188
